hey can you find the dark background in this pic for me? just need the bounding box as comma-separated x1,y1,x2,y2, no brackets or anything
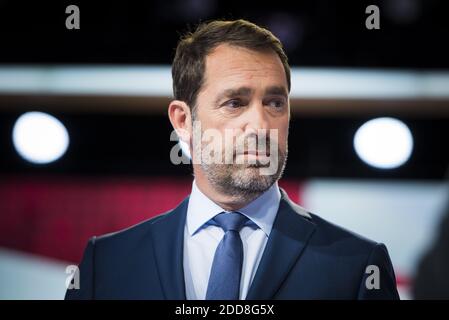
0,0,448,68
0,0,448,179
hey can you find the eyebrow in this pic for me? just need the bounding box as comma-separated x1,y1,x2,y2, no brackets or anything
215,85,288,104
265,86,288,97
215,87,253,104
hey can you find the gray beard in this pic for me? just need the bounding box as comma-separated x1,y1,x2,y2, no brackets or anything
199,149,288,201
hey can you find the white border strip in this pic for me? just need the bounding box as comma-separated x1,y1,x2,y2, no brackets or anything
1,65,449,99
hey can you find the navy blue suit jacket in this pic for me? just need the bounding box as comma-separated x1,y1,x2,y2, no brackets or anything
65,189,399,300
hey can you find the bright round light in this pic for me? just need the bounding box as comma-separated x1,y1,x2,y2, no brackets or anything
354,117,413,169
12,112,69,164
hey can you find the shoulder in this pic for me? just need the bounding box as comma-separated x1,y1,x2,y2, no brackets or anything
286,199,396,280
309,212,378,249
282,191,379,254
91,196,188,249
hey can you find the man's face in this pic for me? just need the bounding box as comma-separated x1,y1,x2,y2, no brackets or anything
191,43,290,197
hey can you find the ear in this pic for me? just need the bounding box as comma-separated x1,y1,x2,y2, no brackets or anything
168,100,192,144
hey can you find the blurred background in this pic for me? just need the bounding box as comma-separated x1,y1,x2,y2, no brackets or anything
1,0,449,299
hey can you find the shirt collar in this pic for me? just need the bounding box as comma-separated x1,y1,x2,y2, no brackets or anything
186,179,281,237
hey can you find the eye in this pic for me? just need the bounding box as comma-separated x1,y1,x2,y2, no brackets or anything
267,98,286,109
223,99,243,109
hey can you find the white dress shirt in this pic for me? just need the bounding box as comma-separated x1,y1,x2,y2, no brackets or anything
183,180,281,300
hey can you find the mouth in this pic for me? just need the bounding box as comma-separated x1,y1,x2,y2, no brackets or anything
238,150,270,156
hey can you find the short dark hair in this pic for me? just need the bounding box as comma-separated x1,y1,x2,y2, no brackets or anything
172,19,291,112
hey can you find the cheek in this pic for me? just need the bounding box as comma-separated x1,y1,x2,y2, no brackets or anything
272,120,289,148
197,106,232,130
195,110,224,134
278,132,288,151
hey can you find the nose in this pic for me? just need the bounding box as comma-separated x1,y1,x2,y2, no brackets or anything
244,103,270,135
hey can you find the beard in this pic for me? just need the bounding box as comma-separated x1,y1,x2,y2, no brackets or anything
197,139,288,199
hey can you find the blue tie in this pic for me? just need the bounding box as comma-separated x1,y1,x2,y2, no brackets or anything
206,212,248,300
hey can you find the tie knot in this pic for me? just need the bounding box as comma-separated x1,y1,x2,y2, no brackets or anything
213,212,248,232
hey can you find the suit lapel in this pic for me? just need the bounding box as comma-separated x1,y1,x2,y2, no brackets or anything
246,190,316,300
148,189,315,300
149,196,189,300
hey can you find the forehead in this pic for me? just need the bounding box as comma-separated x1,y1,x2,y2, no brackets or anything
202,44,288,92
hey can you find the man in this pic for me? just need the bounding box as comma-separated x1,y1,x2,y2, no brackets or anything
65,19,399,300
